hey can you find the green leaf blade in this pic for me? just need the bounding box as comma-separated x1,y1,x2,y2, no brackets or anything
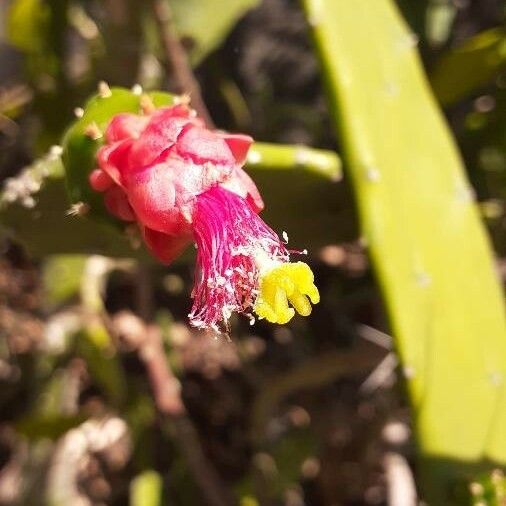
303,0,506,501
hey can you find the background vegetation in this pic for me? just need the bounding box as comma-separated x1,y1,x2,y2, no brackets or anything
0,0,505,504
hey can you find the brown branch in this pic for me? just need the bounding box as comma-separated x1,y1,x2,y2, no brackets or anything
171,416,236,506
150,0,215,127
140,326,235,506
80,261,232,504
113,312,234,506
141,325,186,416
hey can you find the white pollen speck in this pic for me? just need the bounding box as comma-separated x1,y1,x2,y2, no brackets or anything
22,196,36,208
131,84,143,95
415,271,431,287
358,236,369,248
98,81,112,98
174,94,191,105
385,81,400,97
396,33,419,52
295,149,309,165
403,365,415,379
470,482,484,496
49,145,63,157
456,183,476,203
247,150,261,165
66,201,90,216
282,231,289,243
84,122,103,140
26,178,41,193
407,33,419,47
365,166,380,182
489,372,503,386
74,107,84,118
307,14,319,27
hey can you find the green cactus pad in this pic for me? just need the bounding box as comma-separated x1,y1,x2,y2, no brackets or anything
303,0,506,502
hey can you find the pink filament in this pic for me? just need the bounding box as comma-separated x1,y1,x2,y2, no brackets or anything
190,185,288,332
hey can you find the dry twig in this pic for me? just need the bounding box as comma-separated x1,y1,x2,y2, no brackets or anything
150,0,215,127
114,311,235,506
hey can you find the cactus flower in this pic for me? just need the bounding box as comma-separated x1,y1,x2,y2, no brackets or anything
89,102,319,333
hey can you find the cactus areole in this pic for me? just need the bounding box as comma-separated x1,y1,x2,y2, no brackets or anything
81,93,319,333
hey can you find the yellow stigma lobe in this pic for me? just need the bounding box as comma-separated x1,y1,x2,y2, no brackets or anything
254,262,320,324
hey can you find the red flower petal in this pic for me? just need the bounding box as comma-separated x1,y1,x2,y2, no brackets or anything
103,186,136,221
97,139,134,188
92,105,266,279
105,113,149,143
221,167,264,213
127,106,200,168
89,168,114,192
125,162,181,234
176,125,235,166
142,226,191,265
219,133,253,165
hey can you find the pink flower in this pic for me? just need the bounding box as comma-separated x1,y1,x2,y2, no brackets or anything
89,103,319,333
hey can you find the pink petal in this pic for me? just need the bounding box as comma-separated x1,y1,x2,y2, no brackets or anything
142,226,191,265
127,107,198,168
91,104,267,278
89,168,113,192
221,167,264,213
103,186,136,221
176,125,235,166
105,113,149,143
219,133,253,164
126,163,184,234
97,139,133,188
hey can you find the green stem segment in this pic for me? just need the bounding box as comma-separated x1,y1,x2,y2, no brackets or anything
0,86,343,257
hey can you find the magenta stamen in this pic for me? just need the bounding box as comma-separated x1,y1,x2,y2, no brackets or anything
190,185,288,331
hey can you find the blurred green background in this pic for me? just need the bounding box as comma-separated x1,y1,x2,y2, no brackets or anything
0,0,505,505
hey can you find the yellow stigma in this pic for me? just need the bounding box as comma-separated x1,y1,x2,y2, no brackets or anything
254,262,320,324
